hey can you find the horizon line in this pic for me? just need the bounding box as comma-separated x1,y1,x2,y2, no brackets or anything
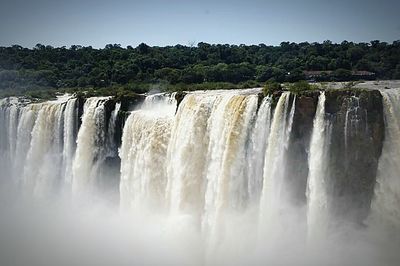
2,39,400,50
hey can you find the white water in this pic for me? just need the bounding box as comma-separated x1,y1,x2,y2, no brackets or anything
63,98,78,185
120,95,176,211
370,90,400,232
72,97,110,195
14,106,36,181
6,104,19,164
106,102,121,156
258,92,297,238
306,92,332,240
247,96,272,203
166,93,217,217
23,101,66,195
344,96,361,152
202,93,258,255
1,89,400,265
0,95,120,198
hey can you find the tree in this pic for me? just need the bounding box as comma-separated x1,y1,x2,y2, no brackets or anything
137,43,150,54
334,69,352,81
155,68,181,84
1,40,398,95
393,64,400,79
263,80,282,95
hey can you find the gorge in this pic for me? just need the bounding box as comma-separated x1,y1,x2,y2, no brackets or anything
0,84,399,265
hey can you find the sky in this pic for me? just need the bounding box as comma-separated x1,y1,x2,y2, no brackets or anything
0,0,399,48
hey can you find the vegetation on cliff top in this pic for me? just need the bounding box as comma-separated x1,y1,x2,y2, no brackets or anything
0,40,399,98
263,80,322,96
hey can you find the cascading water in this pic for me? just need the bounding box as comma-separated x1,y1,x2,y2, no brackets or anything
22,101,66,196
258,92,297,238
63,98,78,185
0,98,19,179
106,102,121,157
246,96,272,203
306,92,332,240
0,95,121,198
1,87,400,265
370,89,400,232
7,104,19,163
13,106,37,181
166,93,217,217
120,94,176,211
1,100,20,172
344,96,361,152
72,97,110,195
201,93,258,252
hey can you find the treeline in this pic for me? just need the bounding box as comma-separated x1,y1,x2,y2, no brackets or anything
0,40,400,95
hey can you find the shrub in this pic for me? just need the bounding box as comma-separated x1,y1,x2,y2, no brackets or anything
263,81,282,96
288,80,318,94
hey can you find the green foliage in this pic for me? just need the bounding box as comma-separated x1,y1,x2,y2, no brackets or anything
333,69,352,81
25,89,57,100
263,81,282,96
165,81,261,92
0,40,399,98
394,64,400,79
288,81,319,94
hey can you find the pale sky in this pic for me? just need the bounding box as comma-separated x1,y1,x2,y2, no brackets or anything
0,0,399,48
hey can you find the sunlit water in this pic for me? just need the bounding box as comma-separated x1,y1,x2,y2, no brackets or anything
0,90,399,266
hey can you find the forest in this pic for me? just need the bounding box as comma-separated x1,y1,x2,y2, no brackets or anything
0,40,399,97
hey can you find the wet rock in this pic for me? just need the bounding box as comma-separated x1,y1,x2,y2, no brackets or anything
325,89,384,224
174,91,186,111
286,91,319,205
116,93,146,112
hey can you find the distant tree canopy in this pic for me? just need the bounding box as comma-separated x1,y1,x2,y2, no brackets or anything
0,40,399,94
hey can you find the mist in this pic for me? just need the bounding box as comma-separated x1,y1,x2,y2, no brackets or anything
0,89,399,266
0,182,397,266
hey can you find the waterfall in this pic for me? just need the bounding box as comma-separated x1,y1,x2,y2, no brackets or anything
13,106,37,183
306,92,331,240
246,96,272,203
120,94,176,211
344,96,360,151
0,99,18,179
106,102,121,157
166,93,217,217
370,89,400,231
1,87,400,265
0,95,121,197
72,97,110,195
23,101,66,196
6,104,19,164
259,92,296,230
202,93,258,245
343,95,366,170
63,98,78,185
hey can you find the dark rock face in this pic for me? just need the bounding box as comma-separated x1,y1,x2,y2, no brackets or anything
286,92,319,206
97,156,121,205
75,94,147,201
325,89,384,224
266,89,384,223
74,89,384,222
174,91,186,112
117,93,146,112
76,95,85,130
104,99,116,133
